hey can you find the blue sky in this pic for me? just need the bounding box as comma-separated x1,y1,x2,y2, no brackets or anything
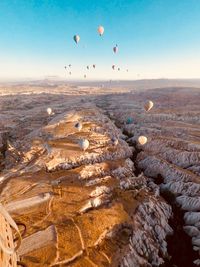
1,0,200,80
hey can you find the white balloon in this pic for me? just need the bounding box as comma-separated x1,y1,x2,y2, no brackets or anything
98,25,104,36
47,108,53,115
138,136,147,145
79,139,89,151
144,100,154,112
74,35,80,44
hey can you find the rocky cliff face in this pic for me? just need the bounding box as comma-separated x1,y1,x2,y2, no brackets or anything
95,87,200,267
0,85,199,266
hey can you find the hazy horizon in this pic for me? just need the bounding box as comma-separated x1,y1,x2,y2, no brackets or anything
2,77,200,83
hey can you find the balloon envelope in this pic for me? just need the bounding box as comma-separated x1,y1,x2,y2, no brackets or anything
138,136,147,145
47,108,53,115
79,139,89,151
73,35,80,44
112,65,115,70
113,46,118,53
93,64,96,68
144,100,154,112
74,122,82,131
126,117,133,124
98,26,104,36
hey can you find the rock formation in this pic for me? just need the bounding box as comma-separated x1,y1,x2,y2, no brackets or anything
0,84,199,266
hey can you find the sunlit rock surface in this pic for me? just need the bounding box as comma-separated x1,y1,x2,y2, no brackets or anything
0,83,199,266
95,86,200,266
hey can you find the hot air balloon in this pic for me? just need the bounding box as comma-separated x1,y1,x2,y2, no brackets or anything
111,137,119,146
74,122,82,131
69,64,72,68
47,108,53,116
138,136,147,145
87,66,89,70
79,139,89,151
118,68,120,71
93,64,96,69
113,45,118,53
98,25,104,36
64,66,67,69
126,117,133,124
144,100,154,112
74,35,80,44
112,65,115,70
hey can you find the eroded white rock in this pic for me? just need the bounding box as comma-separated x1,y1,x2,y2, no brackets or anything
176,196,200,211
